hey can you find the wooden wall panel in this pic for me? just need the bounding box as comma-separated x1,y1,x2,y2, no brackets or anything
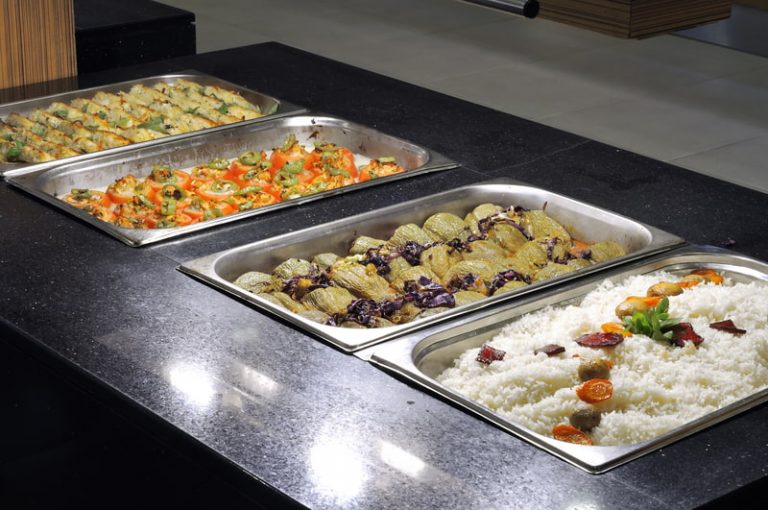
539,0,732,38
0,0,77,89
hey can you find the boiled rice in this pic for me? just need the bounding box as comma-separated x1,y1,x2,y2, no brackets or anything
436,271,768,446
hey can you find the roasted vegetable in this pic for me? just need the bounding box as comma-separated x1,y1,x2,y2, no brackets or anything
234,271,272,293
234,202,627,329
569,407,601,431
419,244,462,280
522,210,571,243
330,262,394,301
349,235,386,255
273,258,314,280
423,212,469,242
389,223,435,247
460,240,507,262
302,287,356,315
586,241,626,263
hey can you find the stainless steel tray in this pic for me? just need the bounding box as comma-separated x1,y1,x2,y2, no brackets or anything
0,70,305,178
179,180,685,352
369,245,768,473
8,115,457,246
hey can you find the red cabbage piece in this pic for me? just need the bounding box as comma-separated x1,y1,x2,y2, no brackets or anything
709,319,746,336
476,344,506,365
534,344,565,356
575,332,624,347
672,322,704,346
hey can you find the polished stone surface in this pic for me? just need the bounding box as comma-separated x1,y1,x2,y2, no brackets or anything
2,43,767,508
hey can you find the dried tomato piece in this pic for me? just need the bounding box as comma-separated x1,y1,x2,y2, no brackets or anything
552,424,593,445
672,322,704,347
709,319,746,336
534,344,565,356
575,332,624,348
576,378,613,403
476,344,506,365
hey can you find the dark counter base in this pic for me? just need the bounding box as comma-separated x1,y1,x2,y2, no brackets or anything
74,0,196,73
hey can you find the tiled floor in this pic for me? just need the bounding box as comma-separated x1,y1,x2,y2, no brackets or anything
161,0,768,194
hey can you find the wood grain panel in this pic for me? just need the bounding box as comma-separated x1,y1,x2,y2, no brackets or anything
0,0,77,89
539,0,732,38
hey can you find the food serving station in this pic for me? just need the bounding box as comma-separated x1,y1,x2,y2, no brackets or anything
2,43,767,508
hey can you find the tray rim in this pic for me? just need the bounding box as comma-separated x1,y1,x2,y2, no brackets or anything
367,244,768,473
0,69,307,178
7,113,459,247
178,178,687,353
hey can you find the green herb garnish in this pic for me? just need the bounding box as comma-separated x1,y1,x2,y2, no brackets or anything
6,141,24,160
97,111,107,120
31,124,46,136
216,104,229,114
138,116,168,134
622,297,681,343
55,109,69,118
185,106,200,115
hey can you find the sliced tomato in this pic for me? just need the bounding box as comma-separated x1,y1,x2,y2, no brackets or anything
106,175,140,204
64,189,113,208
82,204,116,223
270,134,309,175
195,179,239,201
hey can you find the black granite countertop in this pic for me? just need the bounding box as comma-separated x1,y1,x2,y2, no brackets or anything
2,43,767,509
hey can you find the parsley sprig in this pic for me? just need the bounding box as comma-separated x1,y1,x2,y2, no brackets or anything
622,297,681,343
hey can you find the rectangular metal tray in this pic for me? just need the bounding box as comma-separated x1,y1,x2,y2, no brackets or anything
0,70,305,178
8,115,457,246
368,245,768,473
179,180,685,352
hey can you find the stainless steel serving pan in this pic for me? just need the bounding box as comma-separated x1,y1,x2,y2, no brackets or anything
0,70,305,178
179,180,685,352
369,245,768,473
8,115,457,246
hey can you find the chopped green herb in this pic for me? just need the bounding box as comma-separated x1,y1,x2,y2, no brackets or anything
216,104,229,115
30,124,46,136
6,141,24,160
55,109,69,118
117,117,130,128
137,116,168,134
185,106,200,115
97,111,107,120
622,298,681,344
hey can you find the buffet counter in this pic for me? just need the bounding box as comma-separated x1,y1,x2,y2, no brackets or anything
1,43,767,508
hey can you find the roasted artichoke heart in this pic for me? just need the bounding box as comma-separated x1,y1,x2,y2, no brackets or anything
302,287,356,315
423,212,469,242
587,241,626,263
389,223,435,247
235,201,628,329
349,235,386,255
419,244,462,279
234,271,272,293
330,262,394,301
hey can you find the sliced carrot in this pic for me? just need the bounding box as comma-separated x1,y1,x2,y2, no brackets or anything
601,322,632,337
552,424,593,445
576,378,613,403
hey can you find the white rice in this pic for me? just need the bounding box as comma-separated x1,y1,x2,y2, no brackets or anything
436,271,768,446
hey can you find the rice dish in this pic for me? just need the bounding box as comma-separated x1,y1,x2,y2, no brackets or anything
436,271,768,446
